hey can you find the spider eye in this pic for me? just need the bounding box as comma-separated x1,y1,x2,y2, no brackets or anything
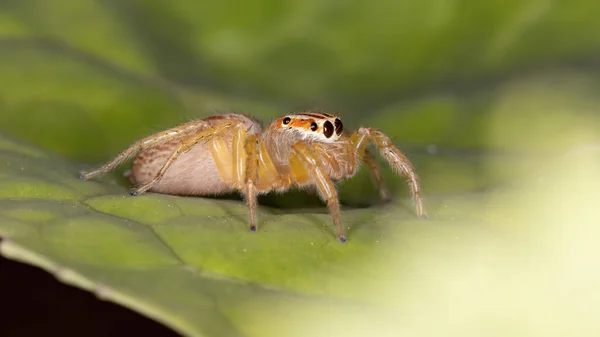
334,118,343,134
310,122,318,131
323,121,334,138
283,117,291,125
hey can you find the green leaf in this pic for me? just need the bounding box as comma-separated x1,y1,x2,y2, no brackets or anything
2,1,600,336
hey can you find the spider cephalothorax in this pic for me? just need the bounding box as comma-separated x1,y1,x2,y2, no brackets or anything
80,112,427,242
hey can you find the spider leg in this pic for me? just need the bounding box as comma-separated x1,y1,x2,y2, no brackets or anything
240,134,288,232
351,127,427,219
291,141,346,243
363,148,391,202
243,134,260,231
79,120,211,180
130,120,243,196
210,119,249,187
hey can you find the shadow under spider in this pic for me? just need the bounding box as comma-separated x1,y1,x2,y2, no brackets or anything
211,189,385,211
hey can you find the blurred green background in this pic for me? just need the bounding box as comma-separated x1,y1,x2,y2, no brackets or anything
1,1,600,336
2,0,599,162
2,0,600,204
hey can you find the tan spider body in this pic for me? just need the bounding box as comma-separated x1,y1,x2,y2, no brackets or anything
81,112,427,242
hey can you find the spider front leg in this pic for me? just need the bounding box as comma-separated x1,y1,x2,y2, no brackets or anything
363,149,392,202
130,121,243,196
352,128,427,219
79,120,210,180
292,142,346,243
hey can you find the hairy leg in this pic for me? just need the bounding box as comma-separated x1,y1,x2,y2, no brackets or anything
209,119,249,187
311,143,389,201
80,120,211,180
351,128,427,218
243,135,260,231
130,121,243,196
291,142,346,242
363,149,391,202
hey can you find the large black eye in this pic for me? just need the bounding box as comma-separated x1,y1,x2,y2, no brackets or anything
323,121,334,138
334,118,343,134
283,117,291,125
310,122,318,131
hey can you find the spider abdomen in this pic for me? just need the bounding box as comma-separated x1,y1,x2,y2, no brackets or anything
130,114,262,196
130,139,235,196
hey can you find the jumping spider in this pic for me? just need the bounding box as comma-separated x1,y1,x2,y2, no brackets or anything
80,112,427,242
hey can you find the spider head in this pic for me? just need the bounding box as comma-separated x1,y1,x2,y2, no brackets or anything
276,112,344,143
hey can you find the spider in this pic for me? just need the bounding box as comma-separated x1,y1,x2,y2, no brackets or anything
80,112,427,242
